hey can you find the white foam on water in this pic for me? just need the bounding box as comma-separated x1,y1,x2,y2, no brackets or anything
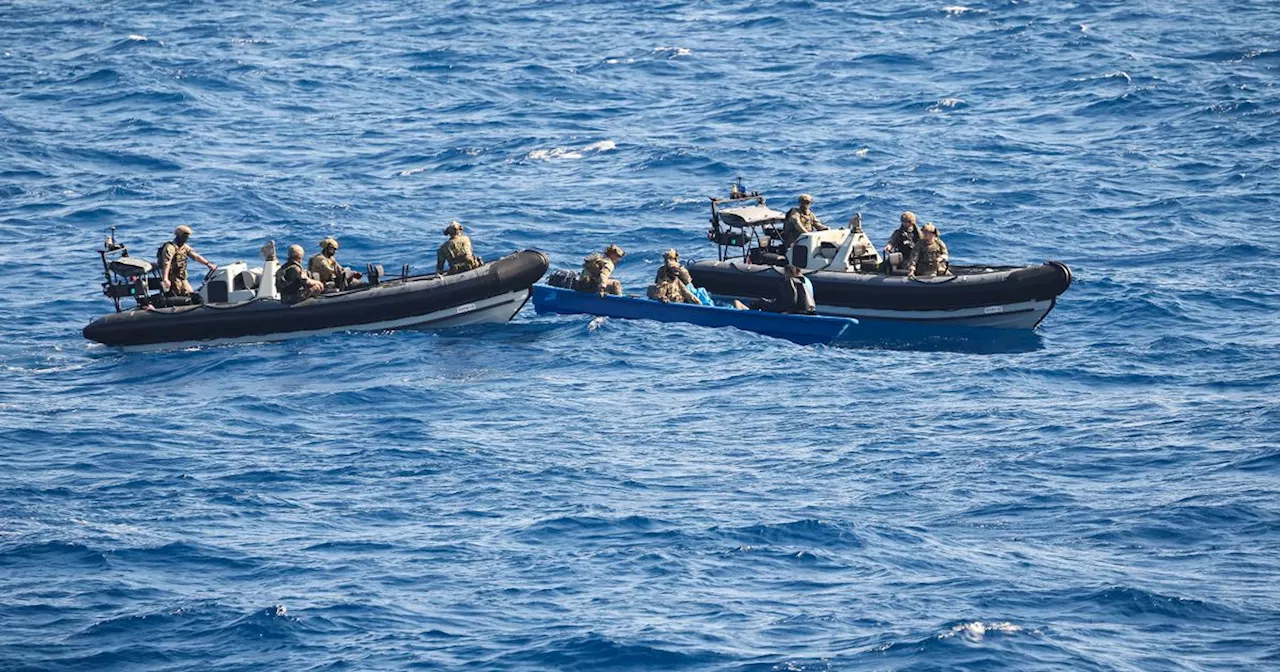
588,316,608,331
527,140,616,162
653,46,692,58
942,6,971,16
939,621,1024,642
928,97,964,112
127,34,148,41
398,166,429,176
854,147,869,157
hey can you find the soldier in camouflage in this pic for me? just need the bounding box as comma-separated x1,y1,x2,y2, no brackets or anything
882,211,921,270
906,223,950,278
652,248,692,285
647,249,698,303
436,221,483,275
308,237,362,291
578,244,624,295
156,225,216,297
276,244,325,305
782,194,828,249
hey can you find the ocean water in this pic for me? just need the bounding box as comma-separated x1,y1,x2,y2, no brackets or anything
2,1,1279,670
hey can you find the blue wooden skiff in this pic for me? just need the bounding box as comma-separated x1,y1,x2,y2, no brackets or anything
531,285,856,345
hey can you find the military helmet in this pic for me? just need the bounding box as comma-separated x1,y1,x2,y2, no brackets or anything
901,211,918,226
444,221,463,235
319,237,339,251
663,248,679,261
922,222,938,234
174,224,193,237
604,244,625,258
798,193,813,204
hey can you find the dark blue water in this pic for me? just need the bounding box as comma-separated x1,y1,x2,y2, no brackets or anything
2,1,1279,670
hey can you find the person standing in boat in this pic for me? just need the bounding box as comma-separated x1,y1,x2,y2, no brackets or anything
309,237,363,291
781,194,828,249
578,244,625,295
906,223,950,278
734,265,816,314
276,244,325,304
436,221,483,275
648,249,699,304
882,211,921,271
157,225,217,298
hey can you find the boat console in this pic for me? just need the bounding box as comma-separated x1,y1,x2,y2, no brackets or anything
706,180,882,273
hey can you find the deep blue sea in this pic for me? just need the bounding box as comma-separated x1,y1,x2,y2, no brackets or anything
2,1,1279,670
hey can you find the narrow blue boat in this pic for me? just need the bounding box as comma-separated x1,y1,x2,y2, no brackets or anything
531,285,857,345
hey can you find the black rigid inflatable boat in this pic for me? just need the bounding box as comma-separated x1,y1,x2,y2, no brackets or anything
688,260,1071,329
84,238,549,349
689,182,1072,329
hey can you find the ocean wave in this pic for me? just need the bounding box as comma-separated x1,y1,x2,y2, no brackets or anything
938,620,1027,641
525,140,617,161
490,632,723,670
718,519,864,551
3,1,1280,669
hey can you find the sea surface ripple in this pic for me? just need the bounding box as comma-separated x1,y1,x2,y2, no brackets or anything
2,1,1279,670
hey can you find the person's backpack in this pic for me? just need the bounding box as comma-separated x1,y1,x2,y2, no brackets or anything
156,241,175,269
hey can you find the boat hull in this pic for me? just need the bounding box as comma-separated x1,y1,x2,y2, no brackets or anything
83,250,549,349
688,260,1072,329
531,285,856,345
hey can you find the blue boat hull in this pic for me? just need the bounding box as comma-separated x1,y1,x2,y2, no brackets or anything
531,285,856,345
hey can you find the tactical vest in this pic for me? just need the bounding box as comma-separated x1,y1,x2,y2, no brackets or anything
275,260,305,302
157,241,188,281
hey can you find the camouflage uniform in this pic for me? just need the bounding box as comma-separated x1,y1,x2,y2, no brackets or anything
648,262,698,303
578,247,623,295
437,233,481,275
578,254,619,294
156,241,193,295
275,259,312,305
653,262,692,286
885,226,920,259
907,237,950,277
782,205,827,248
308,253,342,285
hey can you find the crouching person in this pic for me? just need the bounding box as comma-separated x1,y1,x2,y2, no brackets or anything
437,221,483,275
578,244,624,295
276,244,325,305
647,249,699,304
